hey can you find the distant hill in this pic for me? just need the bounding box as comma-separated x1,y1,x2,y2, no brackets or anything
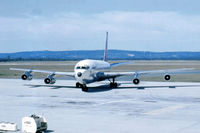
0,50,200,61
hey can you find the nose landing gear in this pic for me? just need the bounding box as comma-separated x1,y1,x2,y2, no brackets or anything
76,82,81,88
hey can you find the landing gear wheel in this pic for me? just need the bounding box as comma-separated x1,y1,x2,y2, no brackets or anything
81,84,88,92
109,78,118,88
110,82,118,88
114,82,117,88
110,83,113,88
76,82,81,88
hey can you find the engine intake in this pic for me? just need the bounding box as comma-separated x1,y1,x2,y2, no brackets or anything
164,75,171,81
44,77,56,84
21,74,33,80
133,78,140,85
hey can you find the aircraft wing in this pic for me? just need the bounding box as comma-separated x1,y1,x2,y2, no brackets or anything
103,68,199,79
135,68,198,75
10,68,75,77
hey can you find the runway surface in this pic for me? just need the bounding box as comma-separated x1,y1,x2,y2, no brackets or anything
1,79,200,133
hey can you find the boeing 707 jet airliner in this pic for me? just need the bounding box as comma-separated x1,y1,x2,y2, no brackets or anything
10,32,199,92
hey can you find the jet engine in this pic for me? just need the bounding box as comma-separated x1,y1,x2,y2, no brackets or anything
21,73,33,80
133,78,140,85
164,74,171,81
44,77,56,84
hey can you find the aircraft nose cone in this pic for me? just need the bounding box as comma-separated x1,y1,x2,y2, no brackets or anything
77,72,82,77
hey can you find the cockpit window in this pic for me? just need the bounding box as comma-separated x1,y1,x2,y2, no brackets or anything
81,66,86,69
76,66,81,69
76,66,90,70
81,66,90,69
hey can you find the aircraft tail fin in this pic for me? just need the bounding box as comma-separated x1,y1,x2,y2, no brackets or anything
103,32,108,61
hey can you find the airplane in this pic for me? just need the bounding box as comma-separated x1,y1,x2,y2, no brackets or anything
10,32,200,92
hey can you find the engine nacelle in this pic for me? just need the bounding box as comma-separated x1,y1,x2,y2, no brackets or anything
133,78,140,85
21,74,33,80
44,77,56,84
164,74,171,81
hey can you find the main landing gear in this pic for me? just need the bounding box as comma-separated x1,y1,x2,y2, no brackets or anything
76,82,88,92
109,78,118,88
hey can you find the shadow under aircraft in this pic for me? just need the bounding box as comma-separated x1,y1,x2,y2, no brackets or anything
24,83,200,93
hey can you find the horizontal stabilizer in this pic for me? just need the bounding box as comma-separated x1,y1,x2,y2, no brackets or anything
110,62,133,67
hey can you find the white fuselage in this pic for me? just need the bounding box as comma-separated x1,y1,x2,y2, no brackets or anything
74,59,110,84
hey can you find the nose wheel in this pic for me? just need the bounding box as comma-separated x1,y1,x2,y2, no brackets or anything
76,82,88,92
76,82,81,88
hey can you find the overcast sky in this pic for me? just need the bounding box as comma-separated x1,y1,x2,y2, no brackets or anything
1,0,200,53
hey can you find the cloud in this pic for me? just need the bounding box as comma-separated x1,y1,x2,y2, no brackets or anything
1,11,200,52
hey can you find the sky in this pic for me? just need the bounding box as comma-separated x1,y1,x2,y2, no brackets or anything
1,0,200,53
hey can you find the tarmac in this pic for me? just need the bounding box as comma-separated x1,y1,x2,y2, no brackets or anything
1,79,200,133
